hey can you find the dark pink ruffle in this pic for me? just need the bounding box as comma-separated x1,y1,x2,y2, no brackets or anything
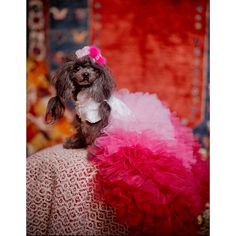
89,138,208,236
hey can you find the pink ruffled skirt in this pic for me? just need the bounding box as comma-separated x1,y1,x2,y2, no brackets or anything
89,89,209,236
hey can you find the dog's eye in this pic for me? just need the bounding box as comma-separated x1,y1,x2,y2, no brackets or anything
96,70,102,77
73,65,80,72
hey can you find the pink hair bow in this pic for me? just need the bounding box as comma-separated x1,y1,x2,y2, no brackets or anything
75,45,106,65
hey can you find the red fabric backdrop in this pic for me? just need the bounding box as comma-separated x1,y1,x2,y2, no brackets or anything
90,0,209,128
27,0,209,156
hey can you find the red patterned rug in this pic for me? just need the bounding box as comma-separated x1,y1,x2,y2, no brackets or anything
90,0,209,128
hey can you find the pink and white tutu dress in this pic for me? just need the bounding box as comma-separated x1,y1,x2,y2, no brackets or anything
89,89,209,236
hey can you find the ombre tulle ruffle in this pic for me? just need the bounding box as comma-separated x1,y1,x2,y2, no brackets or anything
89,90,209,236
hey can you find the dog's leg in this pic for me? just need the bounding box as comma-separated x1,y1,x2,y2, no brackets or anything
83,101,111,145
63,116,87,149
82,122,102,146
63,134,86,149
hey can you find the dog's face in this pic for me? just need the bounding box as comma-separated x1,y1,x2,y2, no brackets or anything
71,57,100,86
50,56,113,102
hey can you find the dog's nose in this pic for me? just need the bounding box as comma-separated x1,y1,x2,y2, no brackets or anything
82,72,89,77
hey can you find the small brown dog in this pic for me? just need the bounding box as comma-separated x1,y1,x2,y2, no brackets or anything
45,46,115,149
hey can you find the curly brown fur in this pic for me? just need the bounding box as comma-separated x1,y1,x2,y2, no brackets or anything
45,55,115,149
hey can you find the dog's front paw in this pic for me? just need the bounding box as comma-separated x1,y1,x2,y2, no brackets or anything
63,135,87,149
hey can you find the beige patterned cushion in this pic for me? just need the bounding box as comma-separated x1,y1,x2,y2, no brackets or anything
27,144,128,236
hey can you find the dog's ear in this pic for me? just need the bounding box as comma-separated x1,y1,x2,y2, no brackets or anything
45,96,65,124
51,61,75,99
101,67,115,98
91,67,115,101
